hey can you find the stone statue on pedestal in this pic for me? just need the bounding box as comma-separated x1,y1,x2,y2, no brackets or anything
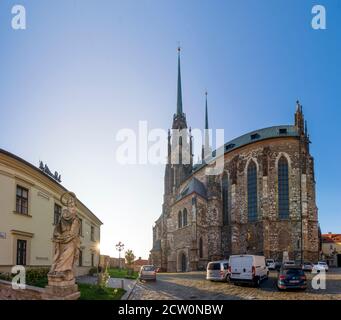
44,192,81,300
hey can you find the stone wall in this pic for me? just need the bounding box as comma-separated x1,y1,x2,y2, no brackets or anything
0,280,44,300
0,280,80,300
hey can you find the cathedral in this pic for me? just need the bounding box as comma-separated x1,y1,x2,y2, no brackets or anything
150,49,319,272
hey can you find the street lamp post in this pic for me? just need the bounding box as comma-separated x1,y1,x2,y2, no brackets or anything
116,241,125,270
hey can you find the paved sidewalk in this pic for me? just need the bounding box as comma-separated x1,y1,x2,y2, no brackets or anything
76,275,136,300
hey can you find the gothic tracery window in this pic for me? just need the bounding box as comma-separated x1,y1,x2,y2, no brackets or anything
178,211,182,228
247,160,258,222
183,208,188,226
278,156,289,219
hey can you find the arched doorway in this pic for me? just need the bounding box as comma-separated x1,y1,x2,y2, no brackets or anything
180,253,187,272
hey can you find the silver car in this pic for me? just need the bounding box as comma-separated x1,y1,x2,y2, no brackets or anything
206,260,230,282
139,265,156,281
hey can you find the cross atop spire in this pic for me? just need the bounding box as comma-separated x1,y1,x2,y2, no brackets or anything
176,46,183,115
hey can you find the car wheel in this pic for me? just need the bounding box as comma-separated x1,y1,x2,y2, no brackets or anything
254,277,260,287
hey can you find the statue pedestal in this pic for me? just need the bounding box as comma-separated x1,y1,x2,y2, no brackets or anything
42,275,80,300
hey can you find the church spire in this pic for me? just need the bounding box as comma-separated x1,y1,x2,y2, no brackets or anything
176,46,183,115
205,91,209,130
202,91,211,162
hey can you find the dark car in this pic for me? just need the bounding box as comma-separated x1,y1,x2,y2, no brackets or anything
277,266,307,290
274,261,282,271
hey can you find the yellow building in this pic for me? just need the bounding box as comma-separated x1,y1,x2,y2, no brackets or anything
0,149,103,276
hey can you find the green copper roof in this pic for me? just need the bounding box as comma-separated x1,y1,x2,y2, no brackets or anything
193,125,299,172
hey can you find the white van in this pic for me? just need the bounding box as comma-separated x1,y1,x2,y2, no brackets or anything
229,255,269,287
206,260,230,282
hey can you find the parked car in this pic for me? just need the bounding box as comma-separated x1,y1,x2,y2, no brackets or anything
266,259,276,270
274,261,282,271
277,265,307,290
229,255,268,287
206,260,230,282
302,262,314,272
313,261,329,272
139,265,157,281
283,260,296,268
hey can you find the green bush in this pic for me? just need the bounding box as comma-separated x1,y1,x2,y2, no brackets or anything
0,272,12,281
25,268,49,287
0,268,49,288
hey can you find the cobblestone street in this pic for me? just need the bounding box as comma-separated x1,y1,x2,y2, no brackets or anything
129,269,341,300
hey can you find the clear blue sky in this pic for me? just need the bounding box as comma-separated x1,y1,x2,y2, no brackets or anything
0,0,340,258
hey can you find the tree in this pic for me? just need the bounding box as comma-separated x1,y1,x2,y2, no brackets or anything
125,249,135,271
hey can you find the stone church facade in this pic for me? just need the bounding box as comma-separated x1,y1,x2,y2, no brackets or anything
150,50,319,272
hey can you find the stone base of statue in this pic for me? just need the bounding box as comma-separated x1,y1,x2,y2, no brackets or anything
42,274,80,300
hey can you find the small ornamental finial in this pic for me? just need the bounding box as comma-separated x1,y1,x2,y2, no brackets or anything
296,99,302,112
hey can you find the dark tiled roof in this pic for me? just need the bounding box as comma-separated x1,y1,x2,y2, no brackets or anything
176,177,207,202
193,125,299,173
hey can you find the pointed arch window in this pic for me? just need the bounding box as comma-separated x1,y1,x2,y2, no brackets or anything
178,211,182,228
199,237,203,258
183,208,188,226
247,161,258,222
222,173,229,225
278,156,289,219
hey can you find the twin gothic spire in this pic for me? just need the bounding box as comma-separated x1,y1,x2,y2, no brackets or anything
176,47,209,128
175,47,210,162
176,47,183,116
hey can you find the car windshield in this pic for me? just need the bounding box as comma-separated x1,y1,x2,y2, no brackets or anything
318,262,326,265
143,266,155,271
284,269,304,275
208,263,221,270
